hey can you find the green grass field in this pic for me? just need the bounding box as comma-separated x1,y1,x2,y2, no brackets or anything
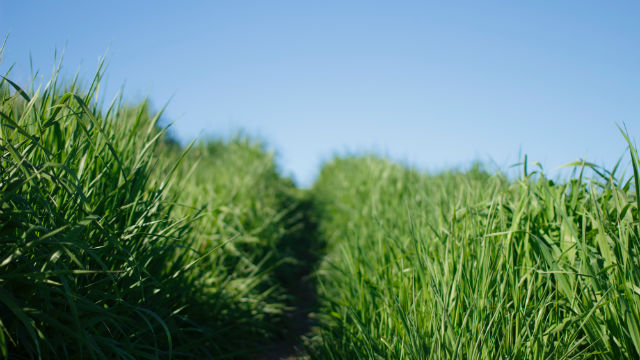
1,65,639,359
309,154,640,359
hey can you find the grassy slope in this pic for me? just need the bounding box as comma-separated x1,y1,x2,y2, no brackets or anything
0,72,306,359
309,155,640,359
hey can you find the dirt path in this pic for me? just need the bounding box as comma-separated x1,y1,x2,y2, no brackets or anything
259,196,322,359
259,277,317,359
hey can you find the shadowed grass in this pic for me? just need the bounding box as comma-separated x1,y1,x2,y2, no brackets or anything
0,63,308,359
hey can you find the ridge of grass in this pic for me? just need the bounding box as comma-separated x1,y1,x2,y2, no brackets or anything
0,65,311,359
308,151,640,359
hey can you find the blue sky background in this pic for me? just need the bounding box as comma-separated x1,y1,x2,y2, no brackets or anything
1,1,639,186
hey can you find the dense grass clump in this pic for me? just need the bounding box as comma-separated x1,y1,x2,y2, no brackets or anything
309,153,640,359
0,69,305,359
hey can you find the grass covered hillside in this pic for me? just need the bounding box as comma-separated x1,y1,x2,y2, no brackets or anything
309,154,640,359
0,70,311,359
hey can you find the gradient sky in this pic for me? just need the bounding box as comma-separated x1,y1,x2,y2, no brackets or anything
1,1,639,186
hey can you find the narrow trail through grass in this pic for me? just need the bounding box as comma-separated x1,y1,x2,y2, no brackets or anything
260,195,324,360
2,60,640,359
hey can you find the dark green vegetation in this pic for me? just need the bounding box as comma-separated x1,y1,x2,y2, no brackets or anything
0,68,317,359
1,63,639,359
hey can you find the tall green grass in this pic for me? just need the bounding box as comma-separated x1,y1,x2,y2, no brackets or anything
309,151,640,359
3,54,639,360
0,66,306,358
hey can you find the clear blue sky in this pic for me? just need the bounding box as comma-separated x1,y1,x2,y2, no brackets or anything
1,1,639,186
